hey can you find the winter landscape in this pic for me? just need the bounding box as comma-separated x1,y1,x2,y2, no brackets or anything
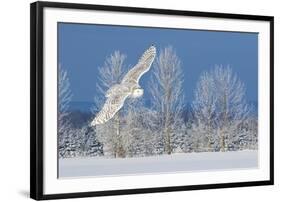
58,23,258,178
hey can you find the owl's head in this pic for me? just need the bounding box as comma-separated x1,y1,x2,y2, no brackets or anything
132,87,144,98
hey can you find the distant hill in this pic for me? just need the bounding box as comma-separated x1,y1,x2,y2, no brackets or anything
69,100,257,114
67,100,257,127
69,101,94,113
68,110,92,128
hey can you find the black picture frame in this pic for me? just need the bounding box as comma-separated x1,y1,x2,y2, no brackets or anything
30,1,274,200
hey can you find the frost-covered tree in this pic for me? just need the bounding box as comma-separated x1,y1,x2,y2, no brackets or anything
149,46,185,154
78,126,103,157
192,66,252,151
122,100,145,157
121,99,161,157
192,71,217,151
213,66,251,151
232,116,258,150
93,51,127,158
58,65,73,158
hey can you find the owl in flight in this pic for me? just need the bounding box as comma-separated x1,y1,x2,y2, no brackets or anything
91,45,156,126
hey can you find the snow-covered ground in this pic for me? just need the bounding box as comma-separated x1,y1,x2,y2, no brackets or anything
59,150,258,178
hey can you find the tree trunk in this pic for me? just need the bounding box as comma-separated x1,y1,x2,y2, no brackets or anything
164,127,172,154
163,86,172,155
115,113,126,158
207,116,212,152
220,92,227,152
220,128,226,152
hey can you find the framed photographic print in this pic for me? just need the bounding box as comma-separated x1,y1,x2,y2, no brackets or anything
30,1,274,200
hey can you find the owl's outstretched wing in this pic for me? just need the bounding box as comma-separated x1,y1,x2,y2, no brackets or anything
122,45,156,85
91,45,156,126
91,86,130,126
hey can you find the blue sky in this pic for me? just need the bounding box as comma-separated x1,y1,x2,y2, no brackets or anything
58,23,258,103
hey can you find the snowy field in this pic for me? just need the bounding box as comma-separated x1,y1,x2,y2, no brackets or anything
59,150,258,178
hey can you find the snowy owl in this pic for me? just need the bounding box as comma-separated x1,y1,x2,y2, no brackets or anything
91,45,156,126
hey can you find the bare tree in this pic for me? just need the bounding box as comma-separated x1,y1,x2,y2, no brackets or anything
149,46,185,154
213,66,251,151
58,65,73,158
192,66,252,152
121,98,161,157
93,51,127,158
192,71,217,151
122,99,144,157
